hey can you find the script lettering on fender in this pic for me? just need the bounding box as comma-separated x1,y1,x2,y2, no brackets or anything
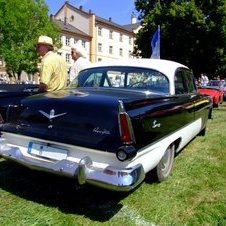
152,120,161,129
93,127,111,135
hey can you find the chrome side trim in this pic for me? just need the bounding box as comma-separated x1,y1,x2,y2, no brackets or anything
0,141,145,192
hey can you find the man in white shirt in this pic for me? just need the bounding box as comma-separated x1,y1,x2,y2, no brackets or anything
69,43,91,83
201,73,209,86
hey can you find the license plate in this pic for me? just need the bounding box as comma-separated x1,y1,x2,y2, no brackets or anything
28,142,67,161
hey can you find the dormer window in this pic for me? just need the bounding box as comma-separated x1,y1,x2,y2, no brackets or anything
70,15,74,21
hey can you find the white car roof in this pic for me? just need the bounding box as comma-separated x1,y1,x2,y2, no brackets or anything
86,58,189,79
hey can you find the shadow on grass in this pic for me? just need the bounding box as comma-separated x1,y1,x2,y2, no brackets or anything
215,103,226,110
0,159,135,222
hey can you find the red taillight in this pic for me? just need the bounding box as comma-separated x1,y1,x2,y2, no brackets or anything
119,113,133,144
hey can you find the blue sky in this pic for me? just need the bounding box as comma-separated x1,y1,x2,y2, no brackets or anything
44,0,138,25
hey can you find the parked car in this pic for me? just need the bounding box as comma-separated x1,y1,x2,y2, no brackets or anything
0,84,39,122
198,86,222,107
0,59,212,192
208,79,226,100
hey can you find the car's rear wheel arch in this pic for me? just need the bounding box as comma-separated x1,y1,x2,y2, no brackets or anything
173,138,181,153
147,142,176,183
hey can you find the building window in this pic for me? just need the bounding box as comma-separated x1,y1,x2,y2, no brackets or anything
66,36,70,46
109,46,113,54
119,34,123,42
129,37,132,45
66,53,70,62
109,30,113,39
129,51,132,58
74,39,78,44
98,43,102,52
119,48,123,56
82,40,86,48
60,36,63,44
98,27,102,36
98,58,102,62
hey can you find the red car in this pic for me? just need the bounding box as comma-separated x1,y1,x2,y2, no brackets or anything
208,80,226,100
198,86,223,107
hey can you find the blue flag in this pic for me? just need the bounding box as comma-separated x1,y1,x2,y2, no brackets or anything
151,26,160,59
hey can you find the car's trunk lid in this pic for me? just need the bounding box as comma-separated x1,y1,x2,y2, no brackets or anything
2,88,162,152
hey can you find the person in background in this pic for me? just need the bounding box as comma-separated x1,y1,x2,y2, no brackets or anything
200,73,209,86
36,35,67,92
69,43,91,83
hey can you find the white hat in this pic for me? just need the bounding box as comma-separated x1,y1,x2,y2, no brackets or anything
37,35,53,46
71,43,87,58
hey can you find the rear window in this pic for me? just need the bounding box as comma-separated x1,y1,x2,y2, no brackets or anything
70,66,169,94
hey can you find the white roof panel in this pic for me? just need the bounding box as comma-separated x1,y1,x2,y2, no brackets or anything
86,59,189,79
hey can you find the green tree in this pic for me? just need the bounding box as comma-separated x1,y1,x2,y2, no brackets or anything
134,0,226,77
0,0,59,80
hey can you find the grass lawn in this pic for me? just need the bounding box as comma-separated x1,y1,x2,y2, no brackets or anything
0,104,226,225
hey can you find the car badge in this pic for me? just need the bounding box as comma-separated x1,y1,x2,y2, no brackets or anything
152,120,161,129
39,109,67,120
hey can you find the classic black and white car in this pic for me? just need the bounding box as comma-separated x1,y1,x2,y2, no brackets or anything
0,59,212,192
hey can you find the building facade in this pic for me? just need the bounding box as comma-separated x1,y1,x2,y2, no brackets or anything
53,2,141,70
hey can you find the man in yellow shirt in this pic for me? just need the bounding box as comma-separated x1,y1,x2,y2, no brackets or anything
36,36,67,92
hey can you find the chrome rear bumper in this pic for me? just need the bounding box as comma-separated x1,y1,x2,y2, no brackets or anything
0,140,145,192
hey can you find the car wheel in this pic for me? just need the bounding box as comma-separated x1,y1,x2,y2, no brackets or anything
152,144,175,182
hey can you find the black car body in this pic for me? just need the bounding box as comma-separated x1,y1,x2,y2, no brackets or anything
0,84,39,122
